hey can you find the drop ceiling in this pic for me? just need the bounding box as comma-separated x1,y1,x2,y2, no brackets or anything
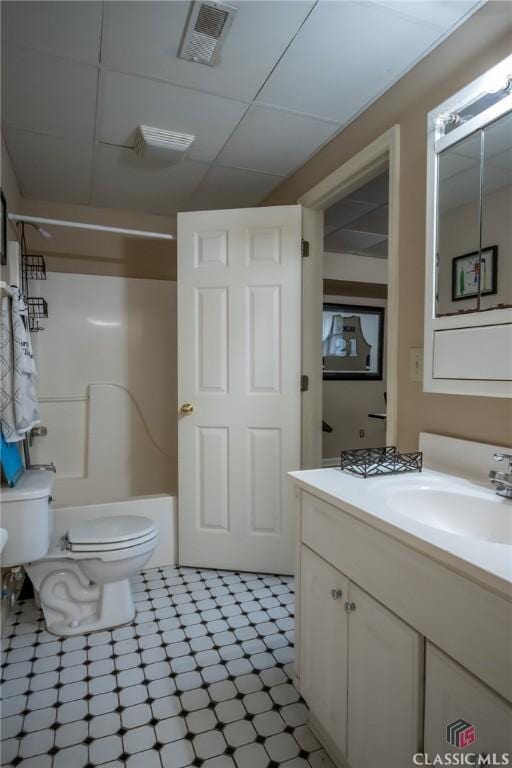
325,171,389,258
1,0,484,218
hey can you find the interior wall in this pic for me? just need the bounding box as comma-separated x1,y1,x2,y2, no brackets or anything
264,1,512,451
20,198,177,280
30,272,177,505
322,294,387,459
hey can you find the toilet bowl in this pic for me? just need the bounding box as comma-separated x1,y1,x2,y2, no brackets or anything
27,515,158,636
1,471,159,636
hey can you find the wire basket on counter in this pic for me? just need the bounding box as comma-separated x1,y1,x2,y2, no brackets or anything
340,446,422,478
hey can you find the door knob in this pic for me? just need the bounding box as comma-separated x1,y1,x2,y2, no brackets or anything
180,403,194,415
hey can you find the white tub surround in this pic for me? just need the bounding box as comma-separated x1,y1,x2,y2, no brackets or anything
290,434,512,768
30,272,177,505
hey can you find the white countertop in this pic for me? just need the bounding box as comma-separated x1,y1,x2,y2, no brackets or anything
289,467,512,599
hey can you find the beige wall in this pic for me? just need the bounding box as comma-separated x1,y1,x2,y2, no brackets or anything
1,136,177,281
20,198,177,281
265,1,512,451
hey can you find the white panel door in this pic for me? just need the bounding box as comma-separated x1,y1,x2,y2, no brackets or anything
347,584,423,768
178,206,302,573
299,545,348,754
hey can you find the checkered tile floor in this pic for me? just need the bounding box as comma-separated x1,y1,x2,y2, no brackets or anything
0,566,334,768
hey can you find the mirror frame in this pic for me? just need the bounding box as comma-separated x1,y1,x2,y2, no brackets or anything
424,54,512,398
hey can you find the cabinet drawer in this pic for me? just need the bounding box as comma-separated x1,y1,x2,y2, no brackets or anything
433,324,512,380
301,491,347,572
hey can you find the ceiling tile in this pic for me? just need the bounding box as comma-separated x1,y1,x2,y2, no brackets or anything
438,151,478,180
185,166,283,211
325,199,376,228
439,164,480,210
98,71,248,164
361,240,389,259
102,1,314,101
2,47,98,140
1,1,102,64
91,144,210,215
346,205,389,235
217,106,338,176
376,1,481,31
324,227,387,253
4,129,93,204
349,173,389,205
257,1,445,122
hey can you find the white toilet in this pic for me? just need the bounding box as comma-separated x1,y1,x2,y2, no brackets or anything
1,470,158,636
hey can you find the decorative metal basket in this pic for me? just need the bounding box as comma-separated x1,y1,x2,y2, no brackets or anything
340,446,422,478
22,254,47,281
27,297,48,332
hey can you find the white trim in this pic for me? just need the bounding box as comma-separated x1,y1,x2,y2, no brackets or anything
8,213,175,241
299,126,400,467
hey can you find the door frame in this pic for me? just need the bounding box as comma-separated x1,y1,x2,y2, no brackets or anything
299,125,400,468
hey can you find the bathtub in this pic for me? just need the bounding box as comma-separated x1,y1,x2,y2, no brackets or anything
52,494,178,569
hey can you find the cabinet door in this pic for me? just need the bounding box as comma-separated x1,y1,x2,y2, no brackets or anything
425,643,512,756
299,545,349,754
347,584,423,768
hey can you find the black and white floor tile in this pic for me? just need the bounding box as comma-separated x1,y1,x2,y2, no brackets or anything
0,566,334,768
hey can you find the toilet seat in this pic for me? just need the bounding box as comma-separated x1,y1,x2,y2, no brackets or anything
67,515,157,553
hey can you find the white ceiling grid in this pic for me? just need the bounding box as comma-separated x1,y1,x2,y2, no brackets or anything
1,0,483,217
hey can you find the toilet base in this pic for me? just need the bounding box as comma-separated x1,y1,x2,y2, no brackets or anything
26,560,137,637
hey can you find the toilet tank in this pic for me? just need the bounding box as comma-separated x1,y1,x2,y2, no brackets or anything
1,470,54,567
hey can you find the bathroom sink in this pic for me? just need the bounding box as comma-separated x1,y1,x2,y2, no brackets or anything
377,481,512,545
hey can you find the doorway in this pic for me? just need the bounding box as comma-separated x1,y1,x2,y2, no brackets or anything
300,126,400,469
321,169,389,465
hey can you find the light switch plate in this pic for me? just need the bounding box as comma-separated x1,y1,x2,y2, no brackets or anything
410,347,424,382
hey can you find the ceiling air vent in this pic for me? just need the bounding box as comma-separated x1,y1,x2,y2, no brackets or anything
133,125,196,163
179,1,237,67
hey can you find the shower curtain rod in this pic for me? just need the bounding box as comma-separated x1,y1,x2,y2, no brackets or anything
8,213,176,241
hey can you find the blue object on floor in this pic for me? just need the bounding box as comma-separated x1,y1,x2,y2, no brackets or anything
0,433,24,487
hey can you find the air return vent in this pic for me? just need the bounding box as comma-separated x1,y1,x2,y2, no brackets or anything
179,1,237,67
133,125,195,162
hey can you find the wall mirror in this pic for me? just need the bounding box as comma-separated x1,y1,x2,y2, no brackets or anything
424,54,512,397
436,108,512,317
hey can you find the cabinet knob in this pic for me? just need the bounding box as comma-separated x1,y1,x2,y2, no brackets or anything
331,589,343,600
180,403,194,415
345,601,356,613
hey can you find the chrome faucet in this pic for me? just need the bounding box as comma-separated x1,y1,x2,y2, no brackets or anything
489,453,512,499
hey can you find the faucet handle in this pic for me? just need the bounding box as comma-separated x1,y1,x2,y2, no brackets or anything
494,452,512,466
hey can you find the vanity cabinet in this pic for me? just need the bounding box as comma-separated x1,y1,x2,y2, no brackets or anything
347,583,423,768
299,545,423,768
299,545,349,754
424,644,512,756
295,485,512,768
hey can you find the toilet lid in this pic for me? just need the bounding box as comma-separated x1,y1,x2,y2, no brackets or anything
67,515,156,546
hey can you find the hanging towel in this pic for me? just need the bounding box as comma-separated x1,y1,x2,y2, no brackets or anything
1,286,40,442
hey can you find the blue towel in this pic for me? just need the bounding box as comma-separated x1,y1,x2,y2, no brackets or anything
0,433,24,486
